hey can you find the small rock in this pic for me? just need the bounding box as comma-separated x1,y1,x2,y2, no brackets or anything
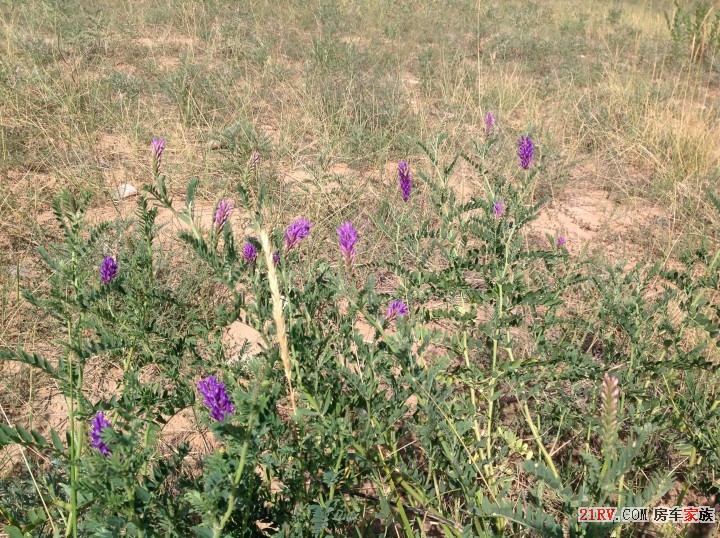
223,321,264,359
113,183,138,200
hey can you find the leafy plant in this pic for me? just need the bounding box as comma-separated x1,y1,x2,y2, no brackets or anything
666,0,720,62
1,130,718,536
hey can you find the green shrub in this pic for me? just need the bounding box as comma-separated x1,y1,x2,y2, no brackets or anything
1,132,718,537
666,0,720,62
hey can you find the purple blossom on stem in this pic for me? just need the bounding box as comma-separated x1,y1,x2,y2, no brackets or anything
517,135,534,169
243,241,258,265
386,300,409,321
493,200,504,219
214,199,233,231
197,375,235,422
249,151,261,168
273,251,280,266
285,218,313,250
484,112,495,134
398,160,412,202
90,412,113,457
556,236,566,247
151,137,165,173
337,221,358,266
100,257,118,285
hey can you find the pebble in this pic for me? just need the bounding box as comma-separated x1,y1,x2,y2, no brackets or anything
112,183,138,200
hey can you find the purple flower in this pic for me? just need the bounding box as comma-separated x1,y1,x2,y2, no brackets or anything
243,241,258,265
557,236,566,247
90,412,113,457
484,112,495,134
249,151,261,168
197,375,235,422
337,221,358,266
517,135,534,169
100,257,118,285
386,300,409,321
214,198,233,231
273,251,280,266
493,200,504,218
398,160,411,202
285,218,313,250
151,137,165,173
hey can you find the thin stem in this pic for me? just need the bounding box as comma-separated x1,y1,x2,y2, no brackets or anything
521,401,560,481
214,438,250,537
462,331,482,443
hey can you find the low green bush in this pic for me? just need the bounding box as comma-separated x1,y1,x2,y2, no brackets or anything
1,130,718,537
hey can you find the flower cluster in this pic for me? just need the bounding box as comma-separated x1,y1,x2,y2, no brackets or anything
398,160,411,202
151,137,165,174
484,111,495,135
285,218,313,250
386,300,409,321
243,241,258,265
517,135,534,169
556,236,566,247
337,221,358,266
198,375,235,422
100,257,118,285
90,412,113,457
214,199,233,231
493,200,504,218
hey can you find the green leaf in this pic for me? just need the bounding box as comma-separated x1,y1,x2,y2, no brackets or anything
4,526,27,538
0,348,58,379
51,429,64,452
191,527,215,538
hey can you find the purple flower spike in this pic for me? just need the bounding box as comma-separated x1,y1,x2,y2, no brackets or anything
198,375,235,422
557,236,566,247
337,221,358,266
484,112,495,134
100,257,118,285
90,412,113,457
493,200,504,219
151,137,165,173
398,160,412,202
285,218,313,250
517,135,534,169
214,199,233,231
243,241,258,265
273,251,280,266
249,151,261,168
386,300,409,321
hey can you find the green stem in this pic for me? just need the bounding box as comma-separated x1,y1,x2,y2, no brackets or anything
462,332,482,443
486,282,502,463
521,401,560,481
213,438,250,537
